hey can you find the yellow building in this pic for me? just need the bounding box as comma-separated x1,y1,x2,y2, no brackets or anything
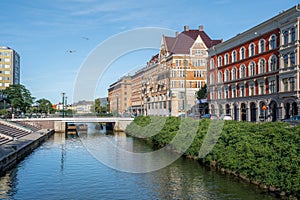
0,46,20,90
145,26,222,116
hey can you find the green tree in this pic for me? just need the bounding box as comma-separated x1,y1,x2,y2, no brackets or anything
91,98,102,114
196,84,208,115
36,98,54,114
4,84,35,114
196,84,207,100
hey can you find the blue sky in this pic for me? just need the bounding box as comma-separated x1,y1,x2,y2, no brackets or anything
1,0,299,104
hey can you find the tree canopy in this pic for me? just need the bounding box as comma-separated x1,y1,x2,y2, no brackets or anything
196,84,207,100
36,98,55,114
4,84,35,113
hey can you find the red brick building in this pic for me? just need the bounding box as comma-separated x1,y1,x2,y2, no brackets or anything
207,5,300,121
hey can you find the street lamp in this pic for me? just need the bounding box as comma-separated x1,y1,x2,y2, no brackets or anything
116,94,119,117
184,56,188,118
61,92,65,118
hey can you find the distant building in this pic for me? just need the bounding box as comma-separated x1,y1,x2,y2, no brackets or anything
72,100,94,114
207,5,300,122
0,46,20,90
108,76,132,116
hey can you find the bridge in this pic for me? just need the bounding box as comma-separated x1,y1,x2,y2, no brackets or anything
10,117,134,132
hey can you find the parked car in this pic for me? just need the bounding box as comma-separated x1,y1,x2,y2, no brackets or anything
282,115,300,121
220,115,233,120
201,114,218,119
282,115,300,126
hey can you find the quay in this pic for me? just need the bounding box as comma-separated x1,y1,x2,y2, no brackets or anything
0,128,54,175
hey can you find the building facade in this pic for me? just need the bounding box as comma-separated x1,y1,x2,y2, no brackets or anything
207,5,300,122
108,76,132,116
0,46,20,90
141,26,221,117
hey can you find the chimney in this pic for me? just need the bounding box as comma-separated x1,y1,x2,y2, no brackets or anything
199,25,204,31
184,25,189,32
175,31,179,37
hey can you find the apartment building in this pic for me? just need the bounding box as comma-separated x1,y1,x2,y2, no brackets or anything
153,25,221,116
0,46,20,90
108,76,132,116
207,5,300,121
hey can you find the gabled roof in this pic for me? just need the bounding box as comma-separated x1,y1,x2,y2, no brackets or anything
163,27,222,55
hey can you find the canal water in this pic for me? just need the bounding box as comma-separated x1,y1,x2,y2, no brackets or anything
0,127,276,200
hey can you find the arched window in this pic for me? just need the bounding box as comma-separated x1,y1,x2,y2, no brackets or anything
224,53,229,65
291,28,296,42
259,59,266,74
218,56,222,67
232,67,237,80
249,43,255,57
240,47,245,60
269,55,277,71
240,65,246,78
232,51,237,62
210,59,214,69
224,69,229,82
248,62,255,76
210,74,214,84
259,39,265,53
269,35,276,50
218,71,223,83
290,52,295,65
283,30,289,45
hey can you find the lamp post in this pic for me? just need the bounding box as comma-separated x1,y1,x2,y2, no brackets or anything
116,94,119,117
61,92,65,118
184,56,188,118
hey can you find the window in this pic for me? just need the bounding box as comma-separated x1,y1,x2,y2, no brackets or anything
240,85,245,97
283,55,289,67
290,53,295,65
218,88,222,99
259,59,266,74
249,43,255,56
4,71,10,75
225,54,229,65
291,28,296,42
224,70,229,82
218,56,222,67
259,39,265,53
269,80,276,94
283,31,289,45
290,77,295,91
269,35,276,49
249,84,255,96
210,59,215,69
210,74,214,84
176,60,182,66
232,67,237,80
225,87,229,99
232,87,236,98
218,71,222,83
240,65,246,78
259,82,265,95
283,78,289,92
269,55,277,71
249,62,255,76
232,51,237,62
4,65,10,68
240,47,245,60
